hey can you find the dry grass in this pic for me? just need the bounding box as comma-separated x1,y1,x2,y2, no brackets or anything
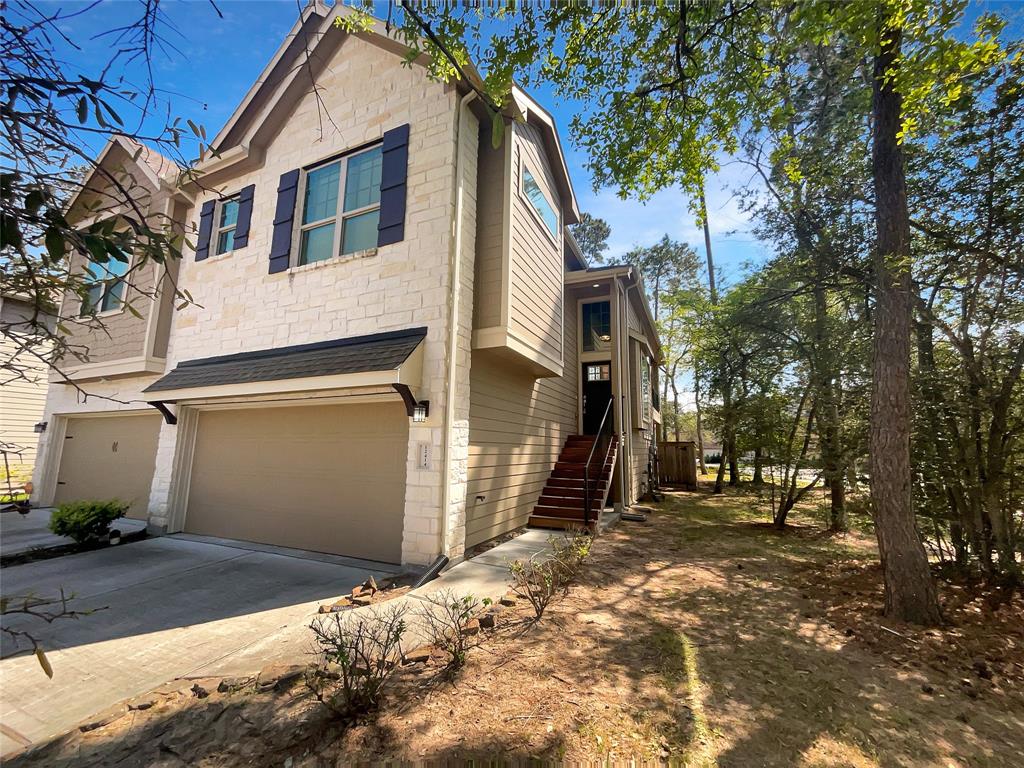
13,487,1024,767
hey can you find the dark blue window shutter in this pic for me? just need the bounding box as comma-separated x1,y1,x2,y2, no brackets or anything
378,124,410,247
195,200,216,261
269,169,300,274
232,184,256,248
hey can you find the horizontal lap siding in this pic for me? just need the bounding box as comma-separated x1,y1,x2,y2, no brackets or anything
0,336,49,478
508,123,562,363
465,299,578,547
473,137,506,330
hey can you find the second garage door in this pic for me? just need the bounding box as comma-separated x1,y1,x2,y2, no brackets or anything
185,402,408,563
55,413,162,520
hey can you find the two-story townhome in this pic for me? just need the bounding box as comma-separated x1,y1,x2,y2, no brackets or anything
30,3,661,567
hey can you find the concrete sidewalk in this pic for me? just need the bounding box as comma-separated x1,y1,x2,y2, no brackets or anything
192,528,564,677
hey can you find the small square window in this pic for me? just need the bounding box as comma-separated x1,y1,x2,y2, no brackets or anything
586,364,610,382
80,258,129,315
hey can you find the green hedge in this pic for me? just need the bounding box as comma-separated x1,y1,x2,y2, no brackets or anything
49,500,129,544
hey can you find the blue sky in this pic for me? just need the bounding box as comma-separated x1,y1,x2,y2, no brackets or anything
49,0,768,286
49,0,1022,291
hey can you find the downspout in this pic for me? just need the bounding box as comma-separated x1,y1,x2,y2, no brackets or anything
439,90,477,561
614,275,630,510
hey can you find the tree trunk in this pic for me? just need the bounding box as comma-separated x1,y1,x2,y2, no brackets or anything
752,446,764,485
671,376,681,442
694,370,708,475
869,18,942,625
713,441,727,494
728,432,739,486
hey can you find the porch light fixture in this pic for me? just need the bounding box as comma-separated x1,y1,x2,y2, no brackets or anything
393,383,429,422
33,421,47,433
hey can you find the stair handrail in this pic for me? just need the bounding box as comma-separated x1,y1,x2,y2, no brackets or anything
583,397,615,527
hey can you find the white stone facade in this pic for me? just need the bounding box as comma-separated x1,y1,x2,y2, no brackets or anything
33,33,472,566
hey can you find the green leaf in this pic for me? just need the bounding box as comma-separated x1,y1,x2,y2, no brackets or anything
45,227,65,261
490,111,505,149
35,648,53,679
25,188,46,215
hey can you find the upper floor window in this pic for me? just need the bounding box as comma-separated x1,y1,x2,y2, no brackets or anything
215,196,240,255
81,258,129,316
522,166,558,238
582,301,612,353
640,353,652,425
299,145,382,265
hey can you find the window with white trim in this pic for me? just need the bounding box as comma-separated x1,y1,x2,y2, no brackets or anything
640,353,652,425
298,145,382,265
80,257,129,315
215,196,240,255
521,166,559,238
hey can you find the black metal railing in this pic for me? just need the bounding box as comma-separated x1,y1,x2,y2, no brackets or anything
583,398,615,527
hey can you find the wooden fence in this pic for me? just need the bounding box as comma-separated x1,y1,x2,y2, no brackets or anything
658,441,698,489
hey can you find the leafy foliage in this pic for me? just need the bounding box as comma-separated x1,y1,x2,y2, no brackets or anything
49,499,128,544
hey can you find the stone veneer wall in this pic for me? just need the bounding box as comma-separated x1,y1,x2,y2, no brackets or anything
35,34,468,566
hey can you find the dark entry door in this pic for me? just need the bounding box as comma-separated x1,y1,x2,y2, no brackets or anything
582,361,613,435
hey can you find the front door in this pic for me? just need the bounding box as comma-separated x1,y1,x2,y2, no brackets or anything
581,362,613,435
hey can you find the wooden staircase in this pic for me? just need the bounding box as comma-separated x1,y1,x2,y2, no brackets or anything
528,434,619,531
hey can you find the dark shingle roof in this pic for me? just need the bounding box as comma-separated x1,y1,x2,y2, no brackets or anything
144,327,427,395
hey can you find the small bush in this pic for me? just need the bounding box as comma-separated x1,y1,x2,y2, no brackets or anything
417,590,489,670
307,603,408,721
49,500,128,544
509,531,593,621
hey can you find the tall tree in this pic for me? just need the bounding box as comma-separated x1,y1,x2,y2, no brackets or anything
386,0,1009,623
570,212,612,264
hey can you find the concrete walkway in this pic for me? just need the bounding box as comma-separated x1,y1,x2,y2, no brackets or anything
0,536,395,755
1,525,578,756
193,528,560,677
0,509,147,557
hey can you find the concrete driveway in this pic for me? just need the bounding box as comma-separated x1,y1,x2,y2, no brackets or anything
0,536,396,754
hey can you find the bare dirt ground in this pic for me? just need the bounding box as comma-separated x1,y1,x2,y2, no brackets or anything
12,488,1023,767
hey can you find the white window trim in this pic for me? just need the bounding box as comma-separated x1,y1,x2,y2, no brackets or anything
213,195,240,256
294,143,382,268
519,158,560,244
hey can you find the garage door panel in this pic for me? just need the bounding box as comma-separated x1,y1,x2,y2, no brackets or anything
186,403,408,563
54,414,161,520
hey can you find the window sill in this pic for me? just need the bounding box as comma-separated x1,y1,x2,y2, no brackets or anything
204,248,237,264
79,306,126,321
288,247,379,274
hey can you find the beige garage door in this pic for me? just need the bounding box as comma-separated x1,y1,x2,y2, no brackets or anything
55,413,162,520
185,402,408,563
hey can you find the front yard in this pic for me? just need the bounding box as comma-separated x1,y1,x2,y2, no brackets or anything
14,488,1024,767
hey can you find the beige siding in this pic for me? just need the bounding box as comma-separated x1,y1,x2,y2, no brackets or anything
56,248,153,365
508,121,563,364
465,297,578,547
0,335,49,480
473,131,506,330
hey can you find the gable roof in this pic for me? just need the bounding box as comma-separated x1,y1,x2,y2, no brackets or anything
63,135,179,219
197,2,577,220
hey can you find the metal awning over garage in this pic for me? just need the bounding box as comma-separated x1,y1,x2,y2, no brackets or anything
142,327,427,403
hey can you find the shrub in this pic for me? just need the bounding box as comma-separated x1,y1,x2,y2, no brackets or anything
49,500,128,544
307,603,408,720
417,590,489,670
509,531,593,621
